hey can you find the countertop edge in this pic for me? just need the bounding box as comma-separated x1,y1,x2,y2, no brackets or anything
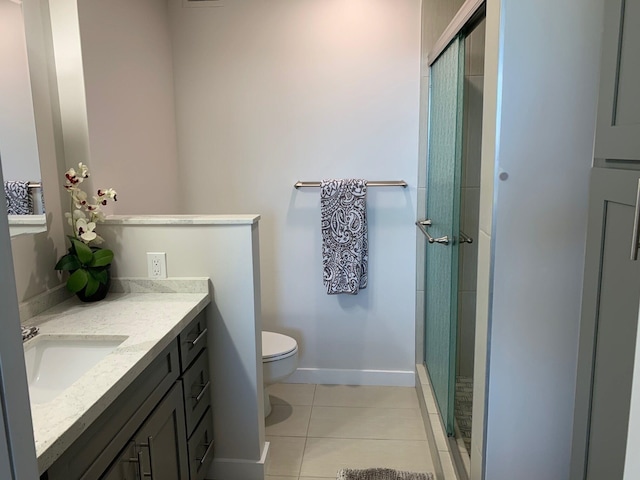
103,214,261,225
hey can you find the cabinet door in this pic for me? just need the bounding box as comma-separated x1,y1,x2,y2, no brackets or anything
571,168,640,479
594,0,640,162
135,383,189,480
101,443,138,480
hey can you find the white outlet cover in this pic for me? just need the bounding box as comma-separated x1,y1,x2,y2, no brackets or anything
147,252,167,279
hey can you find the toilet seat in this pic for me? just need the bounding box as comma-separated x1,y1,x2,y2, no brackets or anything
262,331,298,363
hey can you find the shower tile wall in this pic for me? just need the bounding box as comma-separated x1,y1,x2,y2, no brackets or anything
457,20,485,379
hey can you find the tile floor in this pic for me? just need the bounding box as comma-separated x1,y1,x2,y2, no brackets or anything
265,383,435,480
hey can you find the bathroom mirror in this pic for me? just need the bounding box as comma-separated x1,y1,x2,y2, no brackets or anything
0,0,47,236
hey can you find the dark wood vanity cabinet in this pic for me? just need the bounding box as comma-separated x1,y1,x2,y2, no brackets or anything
44,311,213,480
101,383,189,480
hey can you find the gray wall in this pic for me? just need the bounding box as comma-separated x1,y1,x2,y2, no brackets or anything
170,0,422,385
480,0,604,478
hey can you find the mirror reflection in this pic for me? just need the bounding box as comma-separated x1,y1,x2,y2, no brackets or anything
0,0,45,227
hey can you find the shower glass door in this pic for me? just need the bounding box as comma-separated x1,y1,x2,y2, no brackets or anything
423,36,465,436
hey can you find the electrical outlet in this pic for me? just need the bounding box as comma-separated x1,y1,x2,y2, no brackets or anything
147,252,167,279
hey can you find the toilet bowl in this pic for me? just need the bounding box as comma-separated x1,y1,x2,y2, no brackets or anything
262,331,299,417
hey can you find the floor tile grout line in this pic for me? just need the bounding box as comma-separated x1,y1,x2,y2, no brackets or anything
305,436,429,442
308,405,423,411
298,431,311,478
300,387,314,480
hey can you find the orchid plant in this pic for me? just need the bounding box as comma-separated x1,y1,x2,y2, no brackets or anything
54,163,118,298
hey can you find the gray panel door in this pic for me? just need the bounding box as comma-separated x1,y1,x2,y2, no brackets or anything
134,383,189,480
101,443,138,480
594,0,640,161
571,168,640,479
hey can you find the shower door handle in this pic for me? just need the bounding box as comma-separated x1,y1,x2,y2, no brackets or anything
416,220,450,245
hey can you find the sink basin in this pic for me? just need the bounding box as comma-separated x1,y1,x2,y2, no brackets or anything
23,335,127,405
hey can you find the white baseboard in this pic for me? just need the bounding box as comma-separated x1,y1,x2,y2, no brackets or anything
285,367,415,387
208,441,269,480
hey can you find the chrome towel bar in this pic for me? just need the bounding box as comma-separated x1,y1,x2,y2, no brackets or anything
294,180,407,189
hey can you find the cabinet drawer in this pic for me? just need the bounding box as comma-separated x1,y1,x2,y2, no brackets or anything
179,311,207,371
187,408,214,480
182,349,211,436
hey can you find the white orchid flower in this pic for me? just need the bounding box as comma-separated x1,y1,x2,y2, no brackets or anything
103,188,117,200
75,218,97,243
91,210,106,223
78,163,89,178
66,209,86,225
61,162,116,246
97,188,118,204
73,189,88,208
91,234,104,245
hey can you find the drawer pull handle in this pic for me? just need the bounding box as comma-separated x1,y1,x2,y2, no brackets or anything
197,441,214,466
190,328,208,348
138,436,155,479
193,380,211,404
137,451,152,479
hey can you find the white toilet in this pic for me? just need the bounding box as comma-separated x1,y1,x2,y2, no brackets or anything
262,331,299,417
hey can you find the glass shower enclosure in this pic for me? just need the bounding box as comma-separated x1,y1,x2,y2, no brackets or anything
420,35,465,436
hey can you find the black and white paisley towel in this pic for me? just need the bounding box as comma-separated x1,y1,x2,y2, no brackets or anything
321,179,368,295
337,468,434,480
4,181,33,215
21,326,38,342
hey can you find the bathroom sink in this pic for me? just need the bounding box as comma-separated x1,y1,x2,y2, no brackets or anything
23,335,127,405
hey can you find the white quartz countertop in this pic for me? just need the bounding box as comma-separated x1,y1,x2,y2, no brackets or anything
23,287,210,473
104,214,260,225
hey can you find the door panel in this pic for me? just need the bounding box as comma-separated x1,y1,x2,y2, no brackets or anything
135,383,189,480
586,201,640,479
101,443,138,480
571,168,640,479
594,0,640,161
423,36,465,436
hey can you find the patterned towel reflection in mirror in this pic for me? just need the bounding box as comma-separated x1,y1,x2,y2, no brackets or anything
4,181,33,215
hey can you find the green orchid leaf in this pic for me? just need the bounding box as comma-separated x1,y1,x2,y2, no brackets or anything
55,254,81,271
88,268,109,285
71,238,94,265
66,269,89,293
84,275,100,297
90,249,113,267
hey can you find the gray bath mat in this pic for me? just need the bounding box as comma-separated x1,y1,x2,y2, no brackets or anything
337,468,434,480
